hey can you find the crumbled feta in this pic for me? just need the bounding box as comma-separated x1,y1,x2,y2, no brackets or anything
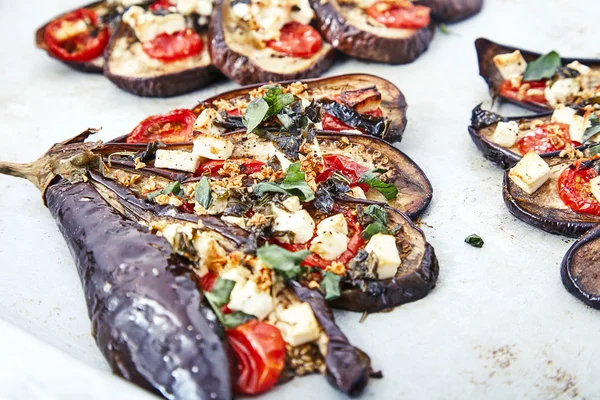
228,279,274,320
365,233,401,280
175,0,213,16
570,115,592,143
566,61,592,76
276,303,320,347
193,109,225,136
122,6,187,42
272,209,315,244
551,105,577,125
493,51,528,80
221,215,247,229
544,78,581,107
53,19,89,41
309,230,349,260
192,135,234,160
490,121,520,147
316,213,348,236
154,149,202,172
282,196,302,212
508,151,551,195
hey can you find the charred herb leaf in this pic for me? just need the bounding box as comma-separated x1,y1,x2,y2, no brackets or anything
253,163,315,201
257,244,310,280
582,114,600,144
465,234,484,248
204,278,255,328
314,176,351,213
364,204,388,224
523,51,561,81
359,169,398,200
320,100,387,138
320,271,341,300
195,177,213,209
147,181,184,201
243,86,294,133
139,141,164,163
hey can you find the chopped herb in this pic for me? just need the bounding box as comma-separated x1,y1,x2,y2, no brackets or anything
139,141,164,163
220,312,256,329
582,114,600,144
203,278,256,328
242,97,269,133
464,234,484,248
242,86,294,133
358,169,398,200
364,204,388,225
361,222,391,240
320,271,341,300
147,181,184,201
439,23,451,35
256,244,310,280
263,86,294,116
587,143,600,156
523,51,561,81
361,204,391,239
195,176,213,209
252,162,315,202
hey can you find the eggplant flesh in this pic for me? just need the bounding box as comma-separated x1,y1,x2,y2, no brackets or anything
561,224,600,309
309,0,434,64
503,156,600,238
419,0,483,22
475,38,600,112
197,74,408,143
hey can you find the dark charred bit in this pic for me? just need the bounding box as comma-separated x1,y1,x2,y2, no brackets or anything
321,100,388,138
561,225,600,310
419,0,483,22
470,104,503,129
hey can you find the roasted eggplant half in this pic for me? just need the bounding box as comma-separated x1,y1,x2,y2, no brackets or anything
476,38,600,112
209,0,334,85
561,224,600,310
194,74,408,143
309,0,434,64
418,0,483,22
36,1,118,73
503,153,600,238
104,4,221,97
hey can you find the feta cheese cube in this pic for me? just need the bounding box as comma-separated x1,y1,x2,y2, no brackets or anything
228,280,274,321
365,233,401,280
566,61,592,76
273,209,315,244
221,266,251,283
123,6,186,43
493,51,528,80
276,303,320,347
154,149,202,172
309,231,349,260
590,176,600,203
490,121,520,147
508,151,551,195
282,196,301,212
316,213,348,236
545,78,581,107
551,105,577,125
349,186,367,199
193,109,225,136
569,115,591,143
192,135,234,160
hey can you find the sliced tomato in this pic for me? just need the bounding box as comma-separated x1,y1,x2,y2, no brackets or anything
179,202,196,214
199,272,217,292
227,321,286,395
266,22,322,58
322,113,359,132
44,8,109,62
126,109,196,144
149,0,173,12
558,166,600,215
365,1,431,29
227,108,242,117
499,79,548,105
194,159,265,177
142,29,204,62
517,123,580,155
315,154,370,191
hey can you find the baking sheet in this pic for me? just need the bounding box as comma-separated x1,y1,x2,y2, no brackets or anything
1,0,600,398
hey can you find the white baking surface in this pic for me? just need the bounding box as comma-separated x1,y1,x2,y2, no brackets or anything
1,0,600,399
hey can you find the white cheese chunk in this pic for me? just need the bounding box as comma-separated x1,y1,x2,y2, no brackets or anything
154,149,202,172
566,61,592,76
551,105,577,125
569,115,590,143
545,78,580,107
193,231,227,275
282,196,302,212
590,176,600,203
54,19,89,41
316,213,348,236
122,6,186,43
221,215,247,229
193,109,225,136
309,231,349,260
175,0,213,16
273,209,315,244
276,303,320,347
348,186,367,199
232,2,251,20
490,121,520,147
228,280,274,321
221,266,251,283
192,135,234,160
365,233,401,280
508,151,551,195
493,51,528,80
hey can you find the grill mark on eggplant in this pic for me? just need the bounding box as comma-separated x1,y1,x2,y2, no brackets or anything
419,0,483,22
561,224,600,309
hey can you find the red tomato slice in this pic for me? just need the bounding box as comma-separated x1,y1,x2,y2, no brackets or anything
227,321,286,395
266,22,322,58
315,155,370,191
126,109,196,144
199,272,217,292
322,113,359,132
44,8,109,62
366,2,431,29
517,123,579,155
194,159,265,177
149,0,173,12
499,79,548,106
558,166,600,215
142,29,204,62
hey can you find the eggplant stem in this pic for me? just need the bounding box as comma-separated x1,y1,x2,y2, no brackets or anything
0,161,31,180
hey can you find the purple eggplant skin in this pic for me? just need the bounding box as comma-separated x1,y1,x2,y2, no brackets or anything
475,38,600,112
291,282,370,397
309,0,434,64
561,224,600,310
45,179,236,400
419,0,483,23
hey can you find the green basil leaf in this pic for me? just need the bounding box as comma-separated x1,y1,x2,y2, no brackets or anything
464,234,484,248
195,176,213,209
243,97,269,133
587,143,600,156
439,23,451,35
582,114,600,144
277,113,295,130
358,169,398,200
320,271,341,301
252,182,290,198
205,278,235,307
364,204,388,225
257,244,310,280
523,51,561,81
220,311,256,329
263,86,294,116
147,181,184,201
361,222,391,240
281,163,315,202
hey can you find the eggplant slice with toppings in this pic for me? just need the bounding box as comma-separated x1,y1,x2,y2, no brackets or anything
309,0,434,64
196,74,408,143
503,155,600,237
104,21,222,97
561,224,600,310
419,0,483,22
208,0,335,85
475,38,600,112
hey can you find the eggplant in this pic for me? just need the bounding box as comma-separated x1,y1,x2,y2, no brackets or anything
309,0,434,64
561,224,600,310
503,155,600,237
419,0,483,22
208,0,335,85
104,21,222,97
35,1,116,73
197,74,408,143
475,38,600,112
468,104,555,168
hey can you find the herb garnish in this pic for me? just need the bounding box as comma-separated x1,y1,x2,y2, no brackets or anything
147,181,184,201
361,204,391,240
139,141,164,163
195,176,213,209
464,234,484,248
256,244,310,280
242,86,294,133
253,163,315,202
320,271,341,300
582,114,600,144
358,169,398,200
523,51,561,81
204,278,255,328
438,23,451,35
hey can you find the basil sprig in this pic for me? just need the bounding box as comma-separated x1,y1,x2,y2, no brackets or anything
204,278,255,328
361,204,391,240
523,51,561,81
252,163,315,202
320,271,341,300
242,86,294,133
257,244,310,280
195,176,213,209
358,169,398,200
147,181,184,201
582,114,600,144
